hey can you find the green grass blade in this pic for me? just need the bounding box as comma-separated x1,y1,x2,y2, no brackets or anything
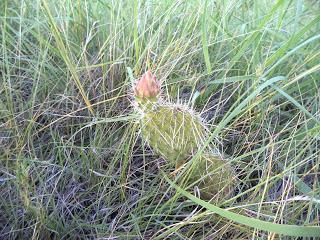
272,85,320,125
133,0,140,69
264,34,320,76
228,0,286,70
265,15,320,68
165,174,320,237
201,0,212,74
41,0,94,114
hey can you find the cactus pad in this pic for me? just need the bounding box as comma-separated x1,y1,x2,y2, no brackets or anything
188,154,234,200
133,70,234,200
140,104,206,167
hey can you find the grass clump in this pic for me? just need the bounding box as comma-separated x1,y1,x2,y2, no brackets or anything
0,0,319,239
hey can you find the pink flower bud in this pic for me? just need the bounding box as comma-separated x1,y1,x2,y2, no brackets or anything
134,70,160,99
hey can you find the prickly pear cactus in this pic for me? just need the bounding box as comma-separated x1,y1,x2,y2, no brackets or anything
140,105,206,167
133,70,234,199
188,153,234,200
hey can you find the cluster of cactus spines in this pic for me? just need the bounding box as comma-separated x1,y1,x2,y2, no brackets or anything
133,70,234,199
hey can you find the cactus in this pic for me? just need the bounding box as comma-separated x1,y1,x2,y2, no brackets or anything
133,70,234,200
187,153,234,200
140,104,206,168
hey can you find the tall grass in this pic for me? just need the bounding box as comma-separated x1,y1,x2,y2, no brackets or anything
0,0,319,239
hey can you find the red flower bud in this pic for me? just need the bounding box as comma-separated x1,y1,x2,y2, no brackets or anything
134,70,160,99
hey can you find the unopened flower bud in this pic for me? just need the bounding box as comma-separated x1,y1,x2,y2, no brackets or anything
134,70,160,99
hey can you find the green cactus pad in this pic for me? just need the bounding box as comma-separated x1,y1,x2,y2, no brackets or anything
140,104,206,167
188,154,234,200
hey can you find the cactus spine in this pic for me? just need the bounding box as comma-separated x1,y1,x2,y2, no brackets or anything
133,70,234,200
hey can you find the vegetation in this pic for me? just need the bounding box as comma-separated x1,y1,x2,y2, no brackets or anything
0,0,319,239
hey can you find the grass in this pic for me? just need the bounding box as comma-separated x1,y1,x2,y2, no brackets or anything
0,0,319,239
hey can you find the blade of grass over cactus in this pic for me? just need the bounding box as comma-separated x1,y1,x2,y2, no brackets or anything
164,175,320,237
174,132,318,209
